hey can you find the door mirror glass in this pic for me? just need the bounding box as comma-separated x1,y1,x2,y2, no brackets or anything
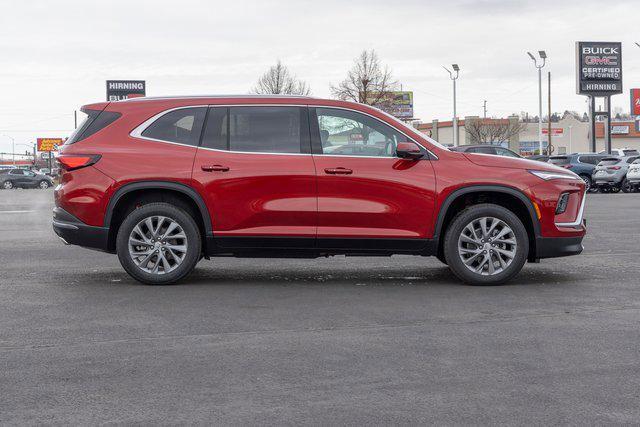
396,142,423,159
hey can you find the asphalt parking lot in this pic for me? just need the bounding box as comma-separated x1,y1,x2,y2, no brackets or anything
1,189,639,424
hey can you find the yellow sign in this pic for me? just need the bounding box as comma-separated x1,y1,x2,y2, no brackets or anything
37,138,64,152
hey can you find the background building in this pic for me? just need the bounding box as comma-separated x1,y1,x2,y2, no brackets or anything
417,116,640,155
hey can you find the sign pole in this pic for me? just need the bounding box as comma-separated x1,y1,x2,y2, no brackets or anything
589,96,596,153
605,96,612,154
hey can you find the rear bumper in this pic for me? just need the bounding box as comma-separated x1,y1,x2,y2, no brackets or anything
52,207,112,252
535,235,584,259
593,175,623,184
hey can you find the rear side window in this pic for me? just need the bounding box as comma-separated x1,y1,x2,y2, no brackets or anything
468,147,495,155
65,110,122,145
142,107,206,146
229,107,305,154
623,150,640,156
549,156,569,165
201,106,308,154
627,156,640,164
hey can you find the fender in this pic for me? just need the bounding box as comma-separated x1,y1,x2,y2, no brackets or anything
433,184,541,241
104,181,213,235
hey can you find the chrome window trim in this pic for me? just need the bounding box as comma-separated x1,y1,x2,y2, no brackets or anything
555,191,586,228
129,104,437,159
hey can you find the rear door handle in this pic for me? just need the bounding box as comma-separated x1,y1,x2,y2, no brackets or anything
324,167,353,175
201,164,229,172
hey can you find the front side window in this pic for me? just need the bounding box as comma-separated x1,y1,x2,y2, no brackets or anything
142,107,206,146
315,108,409,157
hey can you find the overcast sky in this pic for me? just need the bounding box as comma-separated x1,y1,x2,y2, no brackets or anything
1,0,638,154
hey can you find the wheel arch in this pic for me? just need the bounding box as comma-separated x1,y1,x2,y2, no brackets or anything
104,181,212,252
434,185,541,261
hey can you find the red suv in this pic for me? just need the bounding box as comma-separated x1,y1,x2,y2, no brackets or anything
53,96,586,285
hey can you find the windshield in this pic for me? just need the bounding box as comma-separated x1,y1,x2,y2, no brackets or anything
374,107,450,151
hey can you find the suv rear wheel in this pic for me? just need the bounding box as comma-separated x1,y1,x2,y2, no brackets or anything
443,204,529,285
116,203,202,285
579,174,592,192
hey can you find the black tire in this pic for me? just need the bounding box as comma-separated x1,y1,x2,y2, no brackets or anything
436,254,448,265
579,174,592,192
621,179,632,193
443,204,529,285
116,202,202,285
2,180,13,190
611,186,620,193
38,180,50,189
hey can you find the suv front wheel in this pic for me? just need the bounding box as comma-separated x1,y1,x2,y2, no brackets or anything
116,203,202,285
443,204,529,285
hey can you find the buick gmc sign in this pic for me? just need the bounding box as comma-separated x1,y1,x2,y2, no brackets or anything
576,42,622,95
106,80,146,101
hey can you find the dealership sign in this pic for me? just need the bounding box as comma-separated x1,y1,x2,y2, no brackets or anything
631,89,640,116
542,128,564,138
37,137,63,152
576,42,622,95
367,91,414,119
106,80,146,101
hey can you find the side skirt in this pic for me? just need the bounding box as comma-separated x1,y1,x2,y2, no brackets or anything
206,236,437,258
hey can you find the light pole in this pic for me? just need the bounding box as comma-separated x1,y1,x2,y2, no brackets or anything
568,125,573,154
2,134,15,165
527,51,546,155
443,64,460,146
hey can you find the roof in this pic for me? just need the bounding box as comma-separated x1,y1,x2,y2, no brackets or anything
119,94,316,103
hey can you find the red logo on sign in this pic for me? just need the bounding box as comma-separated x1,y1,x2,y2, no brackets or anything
632,89,640,116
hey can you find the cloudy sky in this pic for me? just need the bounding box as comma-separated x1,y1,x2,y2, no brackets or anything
1,0,638,154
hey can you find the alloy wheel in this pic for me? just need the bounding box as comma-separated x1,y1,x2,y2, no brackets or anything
581,175,591,192
128,216,188,275
39,181,49,189
457,216,517,276
3,181,13,189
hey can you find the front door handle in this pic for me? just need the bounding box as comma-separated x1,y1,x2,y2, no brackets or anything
324,167,353,175
201,164,229,172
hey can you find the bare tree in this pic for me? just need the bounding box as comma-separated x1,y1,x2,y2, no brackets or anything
252,60,311,95
330,50,397,106
465,118,526,145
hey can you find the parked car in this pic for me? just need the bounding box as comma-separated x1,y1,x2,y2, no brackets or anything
592,156,640,192
53,95,586,286
527,155,549,162
0,168,54,189
450,144,522,158
548,153,610,192
600,148,640,157
626,158,640,192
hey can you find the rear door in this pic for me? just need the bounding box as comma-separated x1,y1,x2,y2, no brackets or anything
309,107,436,249
191,105,317,248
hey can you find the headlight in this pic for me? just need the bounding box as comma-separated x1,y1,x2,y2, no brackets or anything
528,170,581,181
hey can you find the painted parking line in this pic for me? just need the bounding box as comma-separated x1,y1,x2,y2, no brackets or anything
0,210,36,214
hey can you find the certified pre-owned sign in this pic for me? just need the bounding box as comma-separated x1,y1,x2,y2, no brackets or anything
576,42,622,95
106,80,146,101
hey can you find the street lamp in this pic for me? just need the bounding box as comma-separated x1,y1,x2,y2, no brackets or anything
443,64,460,146
527,50,546,155
1,134,15,165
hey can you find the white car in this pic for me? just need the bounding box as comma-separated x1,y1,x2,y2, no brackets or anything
626,158,640,192
600,148,640,157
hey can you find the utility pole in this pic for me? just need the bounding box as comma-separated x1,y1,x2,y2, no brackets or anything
483,100,487,119
443,64,460,146
548,71,552,156
527,51,546,155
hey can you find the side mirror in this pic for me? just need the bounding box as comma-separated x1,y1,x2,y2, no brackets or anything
396,141,424,160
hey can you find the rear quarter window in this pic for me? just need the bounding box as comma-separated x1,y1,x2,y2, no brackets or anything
65,109,122,145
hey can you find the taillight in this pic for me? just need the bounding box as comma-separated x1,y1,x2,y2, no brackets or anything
607,166,621,170
561,165,572,169
57,154,101,171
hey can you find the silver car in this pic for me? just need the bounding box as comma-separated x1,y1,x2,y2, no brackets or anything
626,158,640,192
592,156,640,193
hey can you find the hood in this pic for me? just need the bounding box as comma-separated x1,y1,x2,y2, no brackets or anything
462,153,569,174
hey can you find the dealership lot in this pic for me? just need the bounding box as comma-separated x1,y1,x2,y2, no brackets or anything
1,189,639,424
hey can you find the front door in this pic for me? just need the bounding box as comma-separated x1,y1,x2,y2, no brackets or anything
192,106,317,248
310,107,436,249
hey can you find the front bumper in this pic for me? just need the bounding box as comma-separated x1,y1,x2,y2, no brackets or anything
535,235,584,259
52,207,111,252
